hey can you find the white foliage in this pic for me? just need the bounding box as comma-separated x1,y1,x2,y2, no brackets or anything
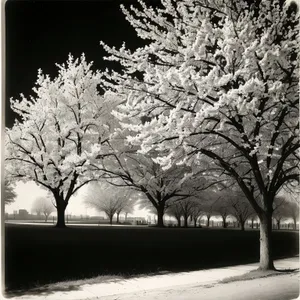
100,0,299,204
5,54,118,204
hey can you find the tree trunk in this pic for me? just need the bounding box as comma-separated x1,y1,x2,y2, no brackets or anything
116,212,120,224
193,218,197,228
125,212,128,222
277,220,280,230
240,221,245,231
251,219,254,229
258,213,275,270
293,218,297,230
109,215,113,225
183,215,188,228
45,214,48,223
56,203,66,228
222,216,227,228
176,216,181,227
207,216,210,227
156,205,165,228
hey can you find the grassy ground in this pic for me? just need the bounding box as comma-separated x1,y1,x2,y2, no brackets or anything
4,224,299,292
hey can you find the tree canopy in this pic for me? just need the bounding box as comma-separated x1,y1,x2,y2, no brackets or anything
100,0,299,270
4,180,17,205
5,54,116,227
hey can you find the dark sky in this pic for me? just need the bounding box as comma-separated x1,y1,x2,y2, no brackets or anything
5,0,158,127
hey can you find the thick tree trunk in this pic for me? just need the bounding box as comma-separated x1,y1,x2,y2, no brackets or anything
251,219,254,229
259,213,275,270
116,213,120,224
176,216,181,227
240,220,245,231
53,193,68,228
156,205,165,227
109,215,113,225
193,218,197,228
183,215,188,228
56,204,66,228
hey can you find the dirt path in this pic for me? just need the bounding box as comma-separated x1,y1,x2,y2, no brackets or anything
98,273,299,300
8,257,299,300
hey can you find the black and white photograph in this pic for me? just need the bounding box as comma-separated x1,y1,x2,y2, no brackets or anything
3,0,300,299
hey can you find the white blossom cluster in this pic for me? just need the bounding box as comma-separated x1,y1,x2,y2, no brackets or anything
100,0,299,202
6,54,118,200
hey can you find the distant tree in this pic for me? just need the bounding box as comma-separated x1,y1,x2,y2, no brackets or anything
248,214,259,229
94,150,196,227
286,193,299,230
167,202,183,227
32,202,42,217
4,180,17,205
32,196,55,222
214,197,231,228
122,195,138,222
115,196,136,223
121,192,143,222
167,193,207,228
202,201,216,227
189,200,204,228
273,196,286,229
229,194,255,231
173,198,204,228
273,194,299,230
213,186,255,230
176,199,194,228
287,201,299,230
84,182,135,225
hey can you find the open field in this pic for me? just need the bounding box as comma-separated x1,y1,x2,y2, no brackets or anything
5,224,299,292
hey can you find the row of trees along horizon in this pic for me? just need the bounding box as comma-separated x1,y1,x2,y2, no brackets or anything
6,181,299,230
5,0,299,272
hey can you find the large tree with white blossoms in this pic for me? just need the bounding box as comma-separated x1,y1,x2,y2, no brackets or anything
5,54,116,228
100,0,299,270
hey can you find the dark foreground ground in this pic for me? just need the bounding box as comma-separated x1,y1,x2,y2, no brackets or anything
5,224,299,292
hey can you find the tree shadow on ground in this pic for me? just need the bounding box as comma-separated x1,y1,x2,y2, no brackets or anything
219,268,299,284
275,268,299,273
4,274,128,298
4,284,80,298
